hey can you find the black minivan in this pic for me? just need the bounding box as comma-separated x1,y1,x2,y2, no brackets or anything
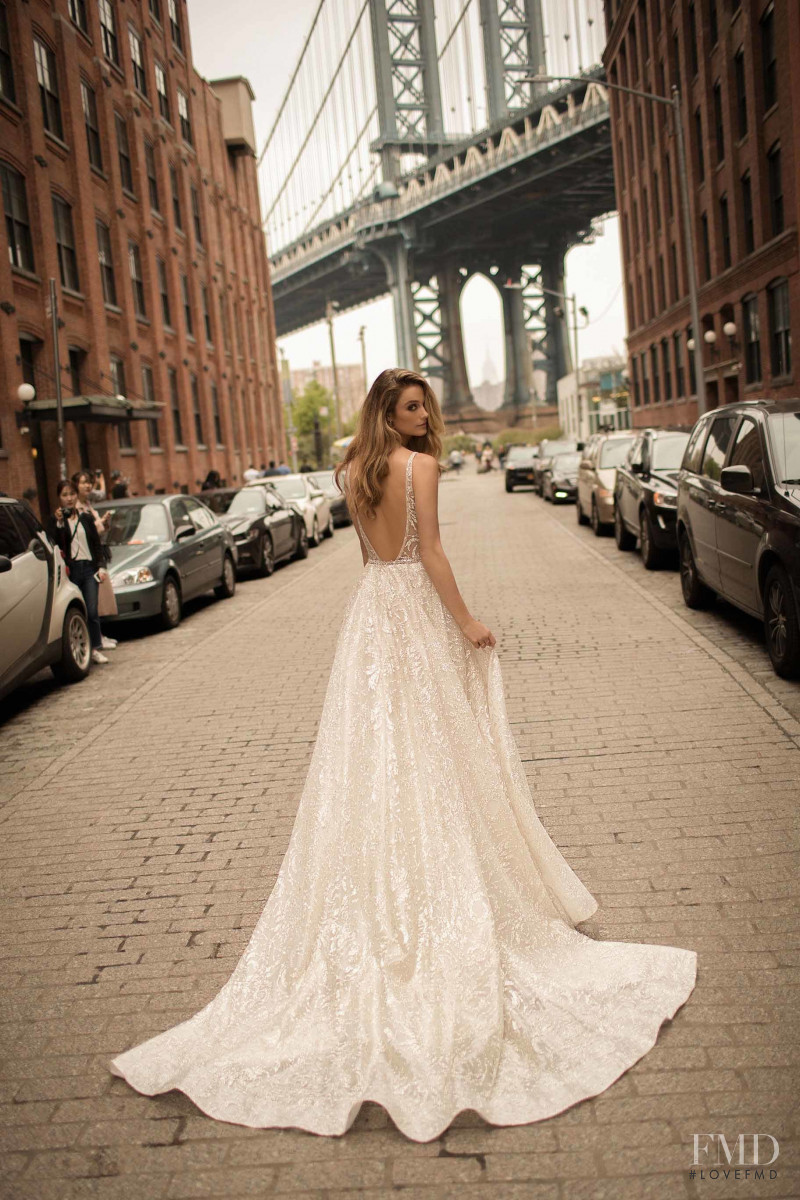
676,398,800,678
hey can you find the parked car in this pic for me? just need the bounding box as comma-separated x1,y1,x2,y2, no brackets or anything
0,496,91,701
541,451,582,503
676,398,800,678
250,474,333,546
303,469,351,526
613,427,693,567
504,444,539,491
576,431,636,534
533,439,580,494
95,496,237,630
193,485,307,575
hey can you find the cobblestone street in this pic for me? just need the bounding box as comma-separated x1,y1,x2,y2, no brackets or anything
1,463,798,1200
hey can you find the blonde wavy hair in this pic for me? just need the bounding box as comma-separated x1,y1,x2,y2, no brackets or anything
333,368,445,520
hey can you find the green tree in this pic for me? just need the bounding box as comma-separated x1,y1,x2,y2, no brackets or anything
292,379,333,436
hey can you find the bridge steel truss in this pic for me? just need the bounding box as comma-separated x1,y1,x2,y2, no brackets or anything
271,2,613,424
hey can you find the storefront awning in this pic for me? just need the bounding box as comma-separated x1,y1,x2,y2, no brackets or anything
16,394,161,425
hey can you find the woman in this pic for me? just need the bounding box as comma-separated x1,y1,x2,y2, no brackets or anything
109,368,696,1141
72,469,117,651
47,479,110,666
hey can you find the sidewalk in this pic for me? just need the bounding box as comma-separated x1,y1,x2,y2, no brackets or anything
1,465,797,1199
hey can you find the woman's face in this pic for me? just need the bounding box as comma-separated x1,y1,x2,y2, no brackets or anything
75,475,92,499
390,384,429,443
59,484,78,511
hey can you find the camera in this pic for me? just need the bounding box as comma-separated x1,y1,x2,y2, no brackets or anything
61,506,74,520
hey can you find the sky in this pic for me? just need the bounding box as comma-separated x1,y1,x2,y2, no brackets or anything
188,0,627,389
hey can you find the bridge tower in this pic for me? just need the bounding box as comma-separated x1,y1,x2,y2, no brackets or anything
369,0,572,424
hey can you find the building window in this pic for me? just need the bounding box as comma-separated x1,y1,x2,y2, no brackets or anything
211,381,222,444
177,87,192,145
98,0,118,65
741,171,754,254
642,187,650,242
674,330,684,396
110,354,125,395
154,60,169,121
688,2,698,76
662,338,672,400
79,80,103,172
760,3,776,111
657,255,665,309
219,292,230,351
180,272,193,336
1,164,34,272
190,185,203,246
34,37,63,140
168,0,183,53
68,0,88,34
156,256,171,325
767,142,783,237
671,30,679,87
734,48,747,139
641,351,650,405
149,0,161,22
201,283,212,342
700,213,711,281
653,170,661,231
651,344,660,404
768,278,791,379
144,140,159,210
168,367,183,443
228,384,238,448
713,81,724,163
170,163,182,230
0,3,16,104
190,373,203,444
96,219,116,305
670,242,679,301
688,328,696,393
647,267,655,318
742,293,761,383
719,195,731,270
129,240,146,317
664,152,673,218
52,195,79,291
708,0,718,45
142,363,160,447
694,108,704,182
128,27,147,96
115,112,133,193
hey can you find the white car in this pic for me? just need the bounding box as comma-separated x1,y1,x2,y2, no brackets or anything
0,497,91,702
249,474,334,547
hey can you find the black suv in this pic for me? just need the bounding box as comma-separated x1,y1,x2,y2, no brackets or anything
614,427,693,568
676,398,800,678
504,444,539,491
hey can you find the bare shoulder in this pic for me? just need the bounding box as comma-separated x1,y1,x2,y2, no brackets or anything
412,451,440,475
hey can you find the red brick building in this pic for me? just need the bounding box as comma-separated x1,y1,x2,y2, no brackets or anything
0,0,284,516
602,0,799,426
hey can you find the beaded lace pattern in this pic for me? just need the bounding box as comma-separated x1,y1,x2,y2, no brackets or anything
354,451,420,566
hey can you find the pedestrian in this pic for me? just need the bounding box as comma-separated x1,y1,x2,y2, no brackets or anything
243,463,260,482
72,469,117,650
277,460,291,474
89,469,106,503
47,479,110,665
201,469,221,491
111,473,130,499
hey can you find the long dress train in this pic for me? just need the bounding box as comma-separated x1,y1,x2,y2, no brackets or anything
109,450,697,1142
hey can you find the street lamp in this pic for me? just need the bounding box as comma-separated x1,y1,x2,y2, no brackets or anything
526,74,707,417
325,300,342,440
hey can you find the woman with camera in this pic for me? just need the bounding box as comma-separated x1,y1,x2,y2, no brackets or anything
72,468,117,651
47,478,111,665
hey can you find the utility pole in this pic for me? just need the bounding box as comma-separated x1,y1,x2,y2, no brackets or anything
49,278,67,479
325,300,342,440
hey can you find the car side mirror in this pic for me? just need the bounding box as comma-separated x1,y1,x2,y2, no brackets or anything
30,536,49,561
175,524,195,541
0,555,11,573
720,464,755,494
631,462,642,474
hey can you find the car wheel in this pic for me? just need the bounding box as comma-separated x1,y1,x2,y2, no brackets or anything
678,531,714,609
310,517,321,547
256,533,275,577
325,513,335,538
505,481,514,493
614,501,636,550
576,493,589,525
214,553,236,599
293,522,309,560
50,605,91,684
591,497,606,537
160,575,182,629
640,508,665,569
763,563,800,679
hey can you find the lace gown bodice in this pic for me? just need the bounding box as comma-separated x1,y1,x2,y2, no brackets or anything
353,451,421,567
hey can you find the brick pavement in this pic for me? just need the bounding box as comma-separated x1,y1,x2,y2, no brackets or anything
1,463,798,1200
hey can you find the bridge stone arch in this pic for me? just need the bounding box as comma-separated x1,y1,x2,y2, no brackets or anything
458,272,507,412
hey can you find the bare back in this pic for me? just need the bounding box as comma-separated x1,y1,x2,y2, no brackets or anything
352,450,416,564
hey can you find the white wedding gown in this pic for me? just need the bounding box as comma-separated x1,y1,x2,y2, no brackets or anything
110,450,697,1142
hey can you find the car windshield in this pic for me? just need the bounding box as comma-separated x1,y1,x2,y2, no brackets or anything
652,433,691,470
200,492,236,515
543,442,575,457
766,412,800,483
102,504,169,545
269,477,306,499
309,471,334,488
551,452,581,470
228,490,266,516
598,438,635,468
507,447,537,464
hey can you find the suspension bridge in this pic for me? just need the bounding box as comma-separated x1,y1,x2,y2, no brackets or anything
259,0,615,427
